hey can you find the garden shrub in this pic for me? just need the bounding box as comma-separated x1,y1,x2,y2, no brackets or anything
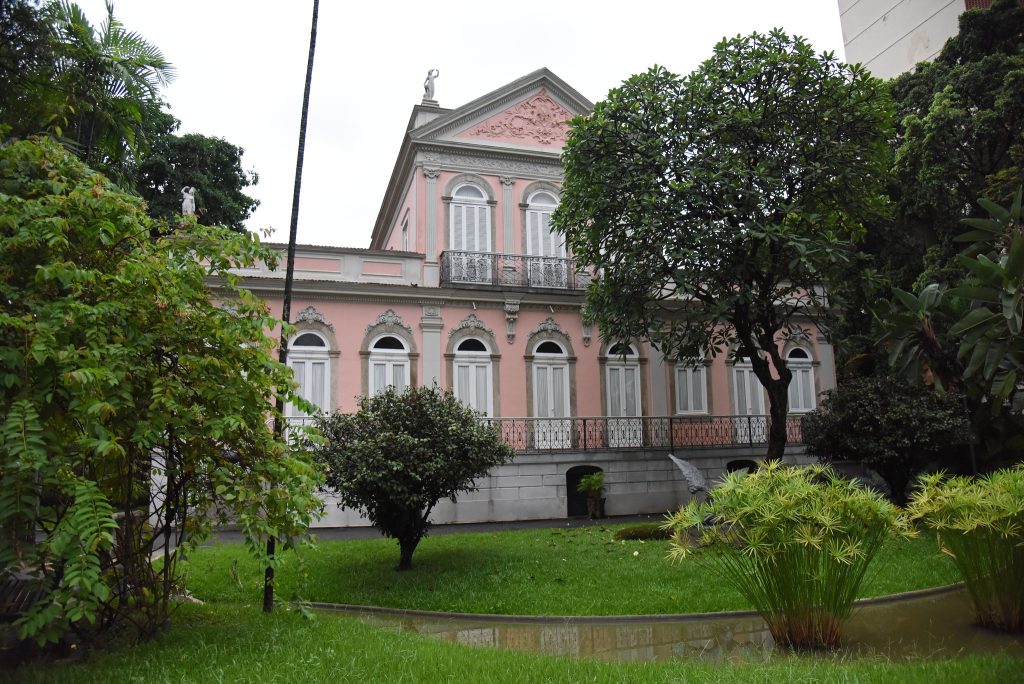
664,461,908,649
802,375,969,503
909,466,1024,632
314,385,515,570
612,524,670,541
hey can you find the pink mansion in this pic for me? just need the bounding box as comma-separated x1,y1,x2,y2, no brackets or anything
237,69,833,526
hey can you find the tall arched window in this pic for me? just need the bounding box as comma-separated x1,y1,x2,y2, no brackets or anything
449,183,491,283
524,191,566,287
288,331,330,419
787,347,816,412
369,335,410,396
453,337,493,416
532,339,571,448
605,343,642,447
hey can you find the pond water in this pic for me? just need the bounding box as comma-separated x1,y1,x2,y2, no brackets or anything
317,587,1024,662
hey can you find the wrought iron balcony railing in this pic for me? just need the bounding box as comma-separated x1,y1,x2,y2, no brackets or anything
482,415,804,453
286,414,804,453
440,250,592,291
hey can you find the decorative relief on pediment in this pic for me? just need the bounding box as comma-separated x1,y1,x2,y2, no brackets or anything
466,90,572,146
448,313,494,339
366,309,412,335
526,316,570,349
296,305,334,332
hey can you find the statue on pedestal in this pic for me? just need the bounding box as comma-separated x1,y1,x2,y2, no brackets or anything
423,69,439,100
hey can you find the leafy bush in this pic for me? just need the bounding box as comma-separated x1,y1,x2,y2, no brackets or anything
909,466,1024,631
314,385,515,570
802,375,970,503
0,139,322,644
664,461,908,649
612,524,670,541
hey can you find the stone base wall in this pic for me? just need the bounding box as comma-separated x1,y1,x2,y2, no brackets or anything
315,446,811,528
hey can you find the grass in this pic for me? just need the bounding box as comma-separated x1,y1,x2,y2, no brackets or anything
183,524,959,615
9,602,1022,684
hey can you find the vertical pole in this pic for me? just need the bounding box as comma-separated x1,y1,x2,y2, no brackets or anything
265,0,319,614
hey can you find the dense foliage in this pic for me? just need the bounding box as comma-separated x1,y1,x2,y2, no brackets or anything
665,462,908,649
314,385,515,570
878,190,1024,461
909,466,1024,632
0,138,321,644
890,0,1024,272
554,30,893,459
803,375,970,502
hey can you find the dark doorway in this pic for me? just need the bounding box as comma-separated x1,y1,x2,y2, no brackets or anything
566,465,602,517
727,459,759,474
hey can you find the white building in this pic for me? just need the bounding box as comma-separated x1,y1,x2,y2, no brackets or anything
838,0,991,78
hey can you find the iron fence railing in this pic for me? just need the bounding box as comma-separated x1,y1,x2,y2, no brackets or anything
481,415,804,453
439,250,591,291
285,414,803,453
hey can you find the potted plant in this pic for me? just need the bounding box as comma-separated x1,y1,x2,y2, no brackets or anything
577,471,605,519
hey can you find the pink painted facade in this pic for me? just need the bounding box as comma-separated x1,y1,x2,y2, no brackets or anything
235,69,833,518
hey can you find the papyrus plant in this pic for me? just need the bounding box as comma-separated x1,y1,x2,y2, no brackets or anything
909,466,1024,632
664,461,908,649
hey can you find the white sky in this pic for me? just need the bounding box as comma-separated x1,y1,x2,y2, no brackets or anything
80,1,846,248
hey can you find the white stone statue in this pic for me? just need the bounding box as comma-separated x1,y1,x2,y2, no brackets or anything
180,186,196,216
423,69,439,100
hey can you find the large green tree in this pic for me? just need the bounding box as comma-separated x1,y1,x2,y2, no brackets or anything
554,31,893,459
889,0,1024,279
0,138,322,644
314,385,515,571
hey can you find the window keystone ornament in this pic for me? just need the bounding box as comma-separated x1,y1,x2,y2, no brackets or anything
366,309,412,335
296,305,334,332
449,313,494,339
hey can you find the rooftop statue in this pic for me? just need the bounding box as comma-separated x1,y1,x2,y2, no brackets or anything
423,68,439,100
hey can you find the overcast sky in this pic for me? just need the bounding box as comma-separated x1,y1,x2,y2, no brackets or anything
80,1,847,248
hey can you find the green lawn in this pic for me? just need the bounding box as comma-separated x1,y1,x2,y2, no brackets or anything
11,602,1021,684
11,525,1019,683
184,525,960,615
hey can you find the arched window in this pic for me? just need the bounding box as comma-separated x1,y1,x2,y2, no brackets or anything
532,339,570,448
525,190,566,287
787,347,816,412
604,343,642,448
449,183,491,282
288,331,330,418
369,335,410,396
453,337,493,416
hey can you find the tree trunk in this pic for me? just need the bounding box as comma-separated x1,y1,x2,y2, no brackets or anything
396,535,420,571
765,381,790,461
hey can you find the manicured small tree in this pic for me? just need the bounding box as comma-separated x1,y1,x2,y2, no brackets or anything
664,461,908,649
314,385,515,570
802,375,970,503
909,466,1024,632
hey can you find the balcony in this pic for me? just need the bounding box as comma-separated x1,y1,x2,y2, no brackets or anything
286,414,804,454
483,415,805,453
439,251,591,291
